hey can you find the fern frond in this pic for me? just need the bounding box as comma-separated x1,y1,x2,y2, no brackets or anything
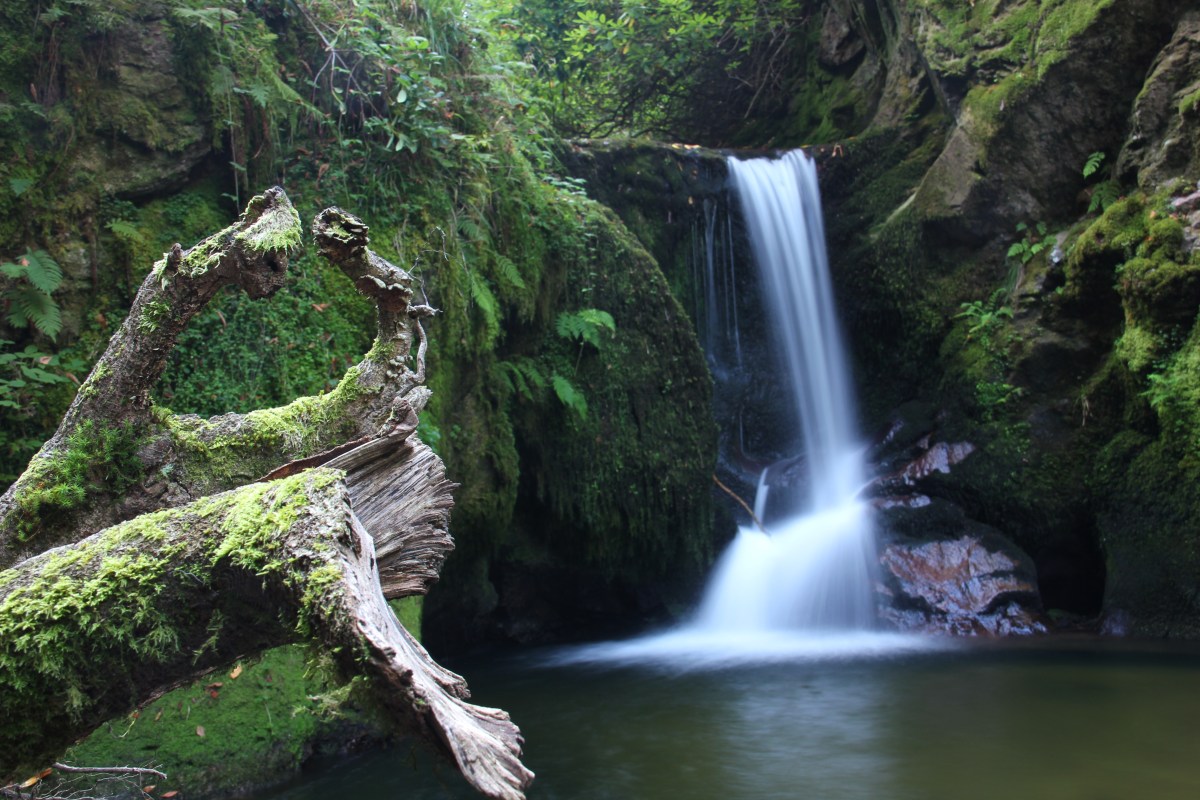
1083,151,1106,179
458,216,487,245
5,285,62,338
106,220,146,244
515,358,547,391
495,255,526,290
556,308,617,350
555,310,585,341
467,270,501,345
551,373,587,419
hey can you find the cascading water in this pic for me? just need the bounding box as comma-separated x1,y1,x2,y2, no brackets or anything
552,150,932,667
692,150,877,633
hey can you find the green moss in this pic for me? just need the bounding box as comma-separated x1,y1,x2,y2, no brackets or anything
236,192,304,255
1114,324,1162,375
162,364,371,490
509,204,716,575
390,596,423,641
1063,195,1149,304
67,646,349,799
7,420,144,542
1180,86,1200,116
1092,431,1200,635
138,299,172,333
1036,1,1114,76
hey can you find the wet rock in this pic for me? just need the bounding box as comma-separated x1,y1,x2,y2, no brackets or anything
1117,11,1200,189
870,440,976,494
69,15,210,198
876,500,1048,636
818,6,865,69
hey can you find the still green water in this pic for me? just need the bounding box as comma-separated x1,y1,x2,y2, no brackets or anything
261,638,1200,799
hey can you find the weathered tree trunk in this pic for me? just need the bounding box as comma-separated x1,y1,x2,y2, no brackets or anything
0,190,533,799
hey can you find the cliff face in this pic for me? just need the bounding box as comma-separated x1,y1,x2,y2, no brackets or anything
817,0,1200,635
0,2,717,649
564,1,1200,636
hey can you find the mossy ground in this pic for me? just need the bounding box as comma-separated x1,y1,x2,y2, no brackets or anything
65,647,340,798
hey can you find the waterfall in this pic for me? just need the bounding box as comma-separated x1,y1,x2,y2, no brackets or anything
693,150,876,633
550,151,930,668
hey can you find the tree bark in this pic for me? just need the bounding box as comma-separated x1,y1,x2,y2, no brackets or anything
0,190,533,798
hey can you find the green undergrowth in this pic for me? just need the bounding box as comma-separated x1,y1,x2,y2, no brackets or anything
0,0,717,783
509,208,716,574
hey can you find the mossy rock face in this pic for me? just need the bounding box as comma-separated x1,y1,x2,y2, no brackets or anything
426,204,717,651
909,0,1177,242
63,13,210,199
1117,11,1200,189
1093,432,1200,636
1118,255,1200,327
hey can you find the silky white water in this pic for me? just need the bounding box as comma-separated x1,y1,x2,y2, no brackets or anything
691,149,877,634
557,151,905,667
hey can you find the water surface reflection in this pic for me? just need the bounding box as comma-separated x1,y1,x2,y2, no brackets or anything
260,639,1200,800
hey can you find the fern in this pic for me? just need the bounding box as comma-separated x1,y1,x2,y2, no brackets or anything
466,269,501,345
495,357,546,401
494,254,526,291
555,308,616,350
1,249,63,338
1082,151,1106,179
106,219,146,243
1089,180,1121,214
551,373,588,419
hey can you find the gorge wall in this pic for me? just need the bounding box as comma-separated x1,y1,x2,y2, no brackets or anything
566,0,1200,636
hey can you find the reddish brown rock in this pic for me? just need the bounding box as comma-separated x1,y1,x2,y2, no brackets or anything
877,527,1049,636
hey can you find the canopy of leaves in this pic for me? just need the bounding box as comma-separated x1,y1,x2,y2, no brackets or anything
477,0,813,141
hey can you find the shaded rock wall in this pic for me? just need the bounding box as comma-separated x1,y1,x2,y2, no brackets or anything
569,0,1200,637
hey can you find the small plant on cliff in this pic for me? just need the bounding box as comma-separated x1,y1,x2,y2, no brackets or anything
1007,222,1049,265
1082,151,1120,214
494,308,617,421
957,288,1022,420
556,308,616,353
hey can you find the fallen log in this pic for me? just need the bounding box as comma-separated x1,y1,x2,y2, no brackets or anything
0,189,533,798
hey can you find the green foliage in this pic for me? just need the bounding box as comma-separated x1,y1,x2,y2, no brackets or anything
158,251,373,417
954,287,1022,419
957,295,1013,340
10,419,143,540
0,342,72,410
550,372,587,419
495,357,547,401
0,342,82,482
1082,150,1105,179
1089,180,1121,215
494,319,605,419
1081,150,1120,214
555,307,616,350
1,249,63,338
1007,221,1049,265
479,0,811,139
